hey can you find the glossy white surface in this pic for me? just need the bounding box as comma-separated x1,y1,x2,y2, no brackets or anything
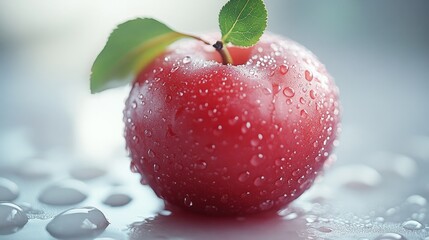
1,1,429,239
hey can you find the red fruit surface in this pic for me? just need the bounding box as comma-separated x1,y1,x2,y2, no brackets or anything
124,33,340,215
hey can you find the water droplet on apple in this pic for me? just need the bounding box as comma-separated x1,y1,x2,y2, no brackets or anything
250,139,259,147
38,180,88,206
300,109,308,118
262,87,272,95
250,154,264,166
0,202,28,235
309,90,317,99
275,177,285,186
183,196,193,207
228,116,239,125
153,164,160,172
171,65,179,73
182,56,191,64
283,87,295,97
374,233,407,240
304,70,313,81
199,88,209,96
195,160,207,170
205,144,216,153
0,178,19,201
259,200,274,210
241,122,251,134
147,149,155,158
130,161,138,173
132,135,139,143
279,64,289,75
254,176,266,186
220,194,228,203
292,169,301,177
238,171,250,182
144,129,152,137
103,193,132,207
131,101,137,109
46,207,109,239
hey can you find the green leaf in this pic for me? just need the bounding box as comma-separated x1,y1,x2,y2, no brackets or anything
219,0,267,47
90,18,188,93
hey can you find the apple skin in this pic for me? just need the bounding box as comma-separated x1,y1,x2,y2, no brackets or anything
124,33,340,215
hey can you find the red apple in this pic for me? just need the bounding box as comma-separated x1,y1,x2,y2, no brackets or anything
124,33,340,215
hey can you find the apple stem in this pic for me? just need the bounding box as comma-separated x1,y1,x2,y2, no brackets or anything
187,35,233,65
213,41,233,65
185,34,233,65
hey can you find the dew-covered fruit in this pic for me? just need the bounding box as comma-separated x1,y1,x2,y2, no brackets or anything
124,33,340,215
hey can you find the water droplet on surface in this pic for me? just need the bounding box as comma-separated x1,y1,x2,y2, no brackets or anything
46,207,109,239
369,152,417,178
0,202,28,235
0,178,19,201
406,195,426,206
38,180,89,206
332,165,382,189
278,208,299,219
283,87,295,98
304,70,313,81
279,64,289,75
18,202,43,215
374,233,407,240
401,220,423,230
317,226,332,233
182,56,191,64
103,193,132,207
238,171,250,182
70,166,106,181
300,109,308,118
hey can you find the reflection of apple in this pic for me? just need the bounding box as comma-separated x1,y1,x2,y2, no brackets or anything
128,209,305,239
124,33,340,215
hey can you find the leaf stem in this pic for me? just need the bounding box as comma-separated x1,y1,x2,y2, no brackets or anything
212,41,233,65
185,34,212,46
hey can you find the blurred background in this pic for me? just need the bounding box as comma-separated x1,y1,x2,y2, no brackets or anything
1,1,429,239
